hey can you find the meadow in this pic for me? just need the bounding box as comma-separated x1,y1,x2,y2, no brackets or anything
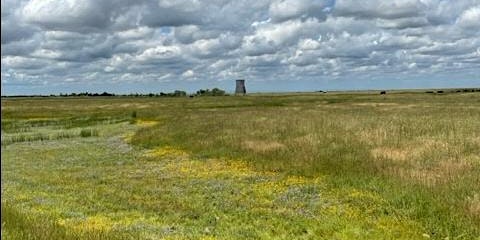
1,91,480,239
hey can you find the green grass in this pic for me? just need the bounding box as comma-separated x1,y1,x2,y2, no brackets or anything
2,92,480,239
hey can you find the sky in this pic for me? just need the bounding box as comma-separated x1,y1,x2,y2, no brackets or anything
1,0,480,95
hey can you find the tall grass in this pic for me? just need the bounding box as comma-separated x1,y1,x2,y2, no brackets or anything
1,128,99,146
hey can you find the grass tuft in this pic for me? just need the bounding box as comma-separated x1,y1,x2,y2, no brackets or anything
80,129,99,138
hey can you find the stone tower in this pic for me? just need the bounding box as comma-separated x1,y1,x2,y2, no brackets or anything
235,79,246,95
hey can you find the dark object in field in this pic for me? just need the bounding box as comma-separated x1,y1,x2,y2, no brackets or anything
196,88,226,96
235,79,246,95
437,90,444,94
380,91,386,95
189,95,194,98
426,91,434,93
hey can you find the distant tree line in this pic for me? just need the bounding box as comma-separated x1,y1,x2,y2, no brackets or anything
2,88,229,98
64,92,115,97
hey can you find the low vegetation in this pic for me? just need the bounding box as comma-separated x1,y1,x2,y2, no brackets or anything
2,91,479,239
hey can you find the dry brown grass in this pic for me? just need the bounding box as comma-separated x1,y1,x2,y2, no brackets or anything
353,102,400,107
371,139,474,186
371,147,412,162
242,140,285,153
292,134,317,146
119,103,152,109
387,157,474,186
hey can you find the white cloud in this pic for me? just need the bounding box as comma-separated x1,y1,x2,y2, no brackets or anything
269,0,333,22
298,38,321,50
457,5,480,28
136,45,182,62
181,69,194,77
242,18,323,56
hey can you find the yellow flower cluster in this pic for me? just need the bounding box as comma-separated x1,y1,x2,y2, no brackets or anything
122,133,134,143
348,189,384,202
173,159,252,179
135,120,159,127
64,215,114,232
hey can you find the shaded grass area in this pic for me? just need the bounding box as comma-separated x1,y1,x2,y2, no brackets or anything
2,92,480,239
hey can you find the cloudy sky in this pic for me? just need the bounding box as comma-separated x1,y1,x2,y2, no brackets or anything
1,0,480,95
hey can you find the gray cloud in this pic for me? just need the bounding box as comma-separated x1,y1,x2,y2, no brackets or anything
1,0,480,94
334,0,426,19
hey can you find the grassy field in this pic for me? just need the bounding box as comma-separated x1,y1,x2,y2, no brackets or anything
1,92,480,239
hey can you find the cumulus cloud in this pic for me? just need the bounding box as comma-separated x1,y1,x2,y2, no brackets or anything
1,0,479,94
457,5,480,28
181,69,195,78
269,0,334,22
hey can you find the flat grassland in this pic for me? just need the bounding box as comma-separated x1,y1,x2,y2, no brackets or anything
1,92,480,239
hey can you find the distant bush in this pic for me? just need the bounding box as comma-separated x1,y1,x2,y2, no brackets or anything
173,90,187,97
195,88,227,96
157,90,187,97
